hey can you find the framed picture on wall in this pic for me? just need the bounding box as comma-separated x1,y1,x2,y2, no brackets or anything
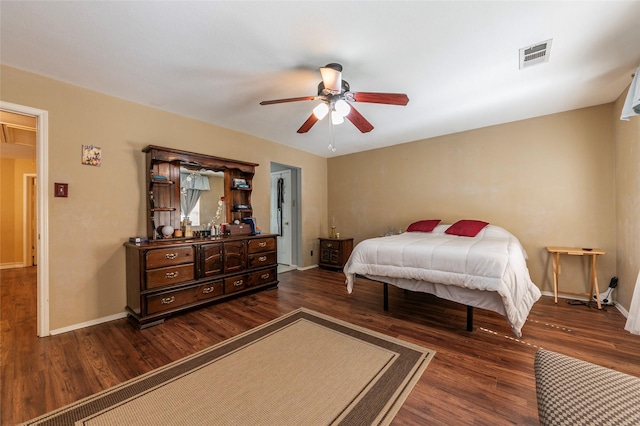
82,145,102,166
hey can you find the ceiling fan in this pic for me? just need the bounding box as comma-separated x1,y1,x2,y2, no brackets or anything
259,63,409,134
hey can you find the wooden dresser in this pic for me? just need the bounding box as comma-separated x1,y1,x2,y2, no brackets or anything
126,145,277,328
318,237,354,271
125,234,278,328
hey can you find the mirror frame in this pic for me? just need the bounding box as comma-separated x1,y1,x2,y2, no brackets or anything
143,145,258,239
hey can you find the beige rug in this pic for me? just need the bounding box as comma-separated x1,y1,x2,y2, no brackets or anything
23,308,435,426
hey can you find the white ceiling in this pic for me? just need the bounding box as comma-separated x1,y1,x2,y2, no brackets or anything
1,1,639,158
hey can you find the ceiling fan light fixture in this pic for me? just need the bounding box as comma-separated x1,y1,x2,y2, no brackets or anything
313,103,329,119
334,99,351,117
320,66,342,93
331,110,344,125
259,63,408,141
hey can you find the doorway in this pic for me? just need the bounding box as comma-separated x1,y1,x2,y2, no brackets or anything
1,101,49,337
270,163,301,273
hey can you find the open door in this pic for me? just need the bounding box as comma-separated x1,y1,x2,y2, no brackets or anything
28,176,38,265
270,170,292,266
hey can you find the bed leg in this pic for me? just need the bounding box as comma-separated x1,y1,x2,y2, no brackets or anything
466,306,473,332
383,283,389,311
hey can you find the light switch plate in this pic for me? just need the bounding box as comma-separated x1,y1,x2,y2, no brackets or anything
55,183,68,197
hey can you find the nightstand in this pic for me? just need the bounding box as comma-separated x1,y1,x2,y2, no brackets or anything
318,237,354,271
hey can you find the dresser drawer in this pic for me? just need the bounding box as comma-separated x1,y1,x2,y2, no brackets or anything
247,251,276,269
145,281,222,315
146,264,194,289
146,246,195,269
247,267,277,287
195,280,224,301
224,274,247,294
146,291,191,315
248,237,276,253
320,239,343,251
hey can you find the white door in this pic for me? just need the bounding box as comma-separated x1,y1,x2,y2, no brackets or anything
270,170,292,265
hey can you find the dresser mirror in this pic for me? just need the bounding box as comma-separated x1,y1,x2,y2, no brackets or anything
179,166,225,229
144,145,257,240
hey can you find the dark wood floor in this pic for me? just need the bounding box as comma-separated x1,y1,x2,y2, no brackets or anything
2,266,640,425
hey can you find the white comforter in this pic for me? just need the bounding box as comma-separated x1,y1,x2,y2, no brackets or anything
344,224,541,337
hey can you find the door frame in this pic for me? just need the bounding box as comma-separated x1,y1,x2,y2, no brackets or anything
1,101,50,337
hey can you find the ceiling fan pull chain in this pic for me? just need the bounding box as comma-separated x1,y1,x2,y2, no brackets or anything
328,118,336,152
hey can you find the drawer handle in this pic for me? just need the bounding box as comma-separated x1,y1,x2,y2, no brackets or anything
202,286,215,294
161,296,175,305
233,279,244,287
165,271,179,279
258,256,267,262
165,253,178,260
326,243,333,248
259,242,267,247
261,273,270,280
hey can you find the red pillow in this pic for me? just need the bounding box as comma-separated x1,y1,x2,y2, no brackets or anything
445,220,489,237
406,219,441,232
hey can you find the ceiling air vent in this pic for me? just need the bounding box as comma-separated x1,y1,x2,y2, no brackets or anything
519,39,552,69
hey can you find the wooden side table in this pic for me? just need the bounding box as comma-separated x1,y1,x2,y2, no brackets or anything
318,237,354,271
546,246,606,309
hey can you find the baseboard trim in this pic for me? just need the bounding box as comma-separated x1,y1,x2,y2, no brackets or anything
540,290,590,302
298,264,319,271
0,262,25,270
49,311,128,336
615,302,629,318
540,290,627,317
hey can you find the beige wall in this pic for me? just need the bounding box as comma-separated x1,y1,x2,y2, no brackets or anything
2,62,636,330
614,86,640,311
328,105,618,300
1,65,327,331
0,157,36,266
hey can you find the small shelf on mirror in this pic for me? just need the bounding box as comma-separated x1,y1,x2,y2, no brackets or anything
150,207,176,212
151,179,174,185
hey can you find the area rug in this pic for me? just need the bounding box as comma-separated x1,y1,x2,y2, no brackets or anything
22,308,435,426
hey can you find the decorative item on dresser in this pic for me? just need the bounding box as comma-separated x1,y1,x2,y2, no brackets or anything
125,145,278,328
318,237,353,271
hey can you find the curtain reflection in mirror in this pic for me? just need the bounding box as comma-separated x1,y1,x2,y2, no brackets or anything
180,171,210,226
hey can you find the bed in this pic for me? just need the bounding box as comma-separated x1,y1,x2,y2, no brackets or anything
344,220,541,337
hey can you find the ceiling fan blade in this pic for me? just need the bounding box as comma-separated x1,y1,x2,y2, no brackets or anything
351,92,409,106
260,96,317,105
297,113,319,133
345,105,374,133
